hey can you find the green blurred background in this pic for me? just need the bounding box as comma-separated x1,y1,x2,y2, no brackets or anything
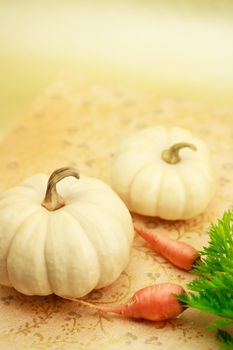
1,1,233,140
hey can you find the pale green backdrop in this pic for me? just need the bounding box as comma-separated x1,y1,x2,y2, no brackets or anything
1,1,233,139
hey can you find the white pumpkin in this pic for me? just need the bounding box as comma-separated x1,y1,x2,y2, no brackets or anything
0,167,134,298
111,126,216,220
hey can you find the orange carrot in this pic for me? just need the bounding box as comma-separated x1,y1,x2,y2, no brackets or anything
134,226,198,271
76,283,186,321
101,283,186,321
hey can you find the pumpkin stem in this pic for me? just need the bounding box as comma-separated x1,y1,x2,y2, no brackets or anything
161,142,197,164
41,167,79,211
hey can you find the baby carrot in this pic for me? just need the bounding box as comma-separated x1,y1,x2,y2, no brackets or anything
75,283,186,321
134,226,199,271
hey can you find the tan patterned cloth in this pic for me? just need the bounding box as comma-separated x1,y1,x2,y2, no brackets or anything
0,76,232,350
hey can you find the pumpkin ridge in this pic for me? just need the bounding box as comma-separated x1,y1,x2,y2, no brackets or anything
128,161,157,210
0,196,40,286
65,208,102,288
21,174,49,195
176,167,187,219
0,187,38,206
69,199,131,247
65,202,131,289
111,151,156,202
63,186,123,208
45,209,100,297
68,191,134,245
94,199,134,245
0,196,36,212
156,126,170,216
44,214,54,294
177,166,209,219
154,166,164,217
6,208,43,289
184,161,214,184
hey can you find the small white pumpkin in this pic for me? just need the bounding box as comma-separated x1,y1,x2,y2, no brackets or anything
111,126,216,220
0,167,134,298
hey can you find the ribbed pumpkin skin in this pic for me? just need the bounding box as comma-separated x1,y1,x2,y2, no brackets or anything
111,126,216,220
0,174,134,298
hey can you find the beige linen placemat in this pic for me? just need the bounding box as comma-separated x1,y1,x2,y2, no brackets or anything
0,76,232,350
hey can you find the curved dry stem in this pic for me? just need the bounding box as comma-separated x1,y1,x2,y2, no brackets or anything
161,142,197,164
41,167,79,211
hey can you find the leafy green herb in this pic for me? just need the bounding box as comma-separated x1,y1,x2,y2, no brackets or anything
217,329,233,350
177,209,233,348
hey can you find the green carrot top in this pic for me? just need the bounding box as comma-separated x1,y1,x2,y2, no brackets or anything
177,209,233,349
